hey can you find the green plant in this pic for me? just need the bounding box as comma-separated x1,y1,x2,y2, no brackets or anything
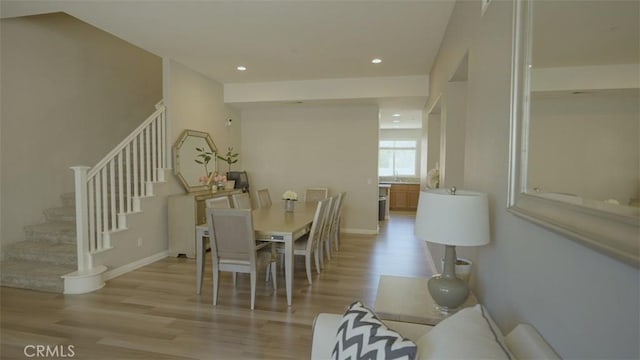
217,147,239,172
194,146,216,177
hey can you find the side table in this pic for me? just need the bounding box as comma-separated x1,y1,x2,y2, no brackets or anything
374,275,477,326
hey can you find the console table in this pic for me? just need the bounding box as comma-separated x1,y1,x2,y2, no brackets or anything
374,275,477,326
168,189,241,258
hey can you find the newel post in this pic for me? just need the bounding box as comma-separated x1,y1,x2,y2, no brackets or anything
71,166,92,272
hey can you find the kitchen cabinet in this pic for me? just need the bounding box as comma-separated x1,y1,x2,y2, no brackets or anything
389,184,420,211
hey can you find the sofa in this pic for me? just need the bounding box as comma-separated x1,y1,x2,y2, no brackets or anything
311,302,559,360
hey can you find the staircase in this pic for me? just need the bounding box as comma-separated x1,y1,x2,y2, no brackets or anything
1,101,167,294
1,193,77,292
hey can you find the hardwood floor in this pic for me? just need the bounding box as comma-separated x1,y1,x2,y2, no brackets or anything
1,212,432,359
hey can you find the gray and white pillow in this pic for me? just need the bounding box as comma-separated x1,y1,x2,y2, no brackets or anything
332,301,417,360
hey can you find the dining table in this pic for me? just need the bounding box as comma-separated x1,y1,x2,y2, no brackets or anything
196,200,318,306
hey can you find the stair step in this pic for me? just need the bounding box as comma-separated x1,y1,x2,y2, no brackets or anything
0,260,74,293
24,221,76,244
44,206,75,222
2,241,77,266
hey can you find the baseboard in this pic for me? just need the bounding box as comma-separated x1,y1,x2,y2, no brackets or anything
342,228,378,235
62,265,108,294
103,250,169,281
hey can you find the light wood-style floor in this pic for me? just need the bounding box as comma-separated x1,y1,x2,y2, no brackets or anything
1,212,431,359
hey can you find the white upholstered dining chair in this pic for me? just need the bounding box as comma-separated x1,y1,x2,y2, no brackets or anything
232,192,252,209
277,197,330,285
205,196,232,209
304,187,329,202
256,188,272,208
196,195,233,295
206,208,277,310
320,192,345,263
329,192,346,252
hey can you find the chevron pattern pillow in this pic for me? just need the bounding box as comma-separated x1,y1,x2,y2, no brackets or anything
332,301,417,360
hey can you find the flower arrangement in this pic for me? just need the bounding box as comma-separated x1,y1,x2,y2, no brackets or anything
197,175,213,185
282,190,298,201
213,174,227,185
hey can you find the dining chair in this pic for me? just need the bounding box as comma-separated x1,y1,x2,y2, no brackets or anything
318,194,338,265
197,195,233,294
205,196,232,209
206,208,277,310
315,196,333,271
232,192,252,209
330,192,346,252
277,197,330,285
320,192,346,263
256,188,272,208
304,187,329,202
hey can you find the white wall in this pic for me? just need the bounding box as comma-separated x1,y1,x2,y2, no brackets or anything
241,104,379,234
164,59,241,195
528,90,639,203
0,13,162,247
440,81,467,188
426,113,441,174
426,1,639,358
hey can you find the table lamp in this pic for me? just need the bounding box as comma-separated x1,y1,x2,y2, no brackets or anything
414,187,490,312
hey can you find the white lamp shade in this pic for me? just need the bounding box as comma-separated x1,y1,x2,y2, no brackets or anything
414,189,490,246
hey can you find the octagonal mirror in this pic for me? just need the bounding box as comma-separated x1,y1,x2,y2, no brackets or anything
173,129,218,193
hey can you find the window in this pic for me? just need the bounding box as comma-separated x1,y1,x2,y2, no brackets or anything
379,140,417,177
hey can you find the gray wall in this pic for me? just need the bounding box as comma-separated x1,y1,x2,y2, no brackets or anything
164,59,241,196
0,13,162,247
241,104,379,233
529,90,639,204
427,1,639,358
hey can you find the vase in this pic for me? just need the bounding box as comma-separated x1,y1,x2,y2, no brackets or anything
284,200,295,212
211,184,218,193
440,257,472,283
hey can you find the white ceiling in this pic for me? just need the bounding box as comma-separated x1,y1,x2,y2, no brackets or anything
1,0,457,129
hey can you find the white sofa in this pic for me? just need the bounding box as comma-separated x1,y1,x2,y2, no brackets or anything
311,304,559,360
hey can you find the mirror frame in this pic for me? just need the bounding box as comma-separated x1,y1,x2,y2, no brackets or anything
173,129,218,193
508,0,639,268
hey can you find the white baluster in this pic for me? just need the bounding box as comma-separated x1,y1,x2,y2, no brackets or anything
133,136,139,199
146,127,151,189
117,152,125,230
109,159,116,232
125,144,132,213
151,118,157,182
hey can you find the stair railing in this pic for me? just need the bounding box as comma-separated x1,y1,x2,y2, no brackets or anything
71,101,166,273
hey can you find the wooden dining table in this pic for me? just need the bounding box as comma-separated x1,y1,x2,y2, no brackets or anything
196,200,318,306
252,200,318,306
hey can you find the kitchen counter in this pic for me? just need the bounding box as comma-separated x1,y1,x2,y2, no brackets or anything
379,181,420,185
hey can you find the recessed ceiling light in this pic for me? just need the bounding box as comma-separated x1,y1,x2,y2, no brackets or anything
392,119,401,123
392,113,401,117
371,58,382,64
237,66,247,71
392,125,400,128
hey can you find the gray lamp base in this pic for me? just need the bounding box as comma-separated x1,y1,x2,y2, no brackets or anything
428,245,469,312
